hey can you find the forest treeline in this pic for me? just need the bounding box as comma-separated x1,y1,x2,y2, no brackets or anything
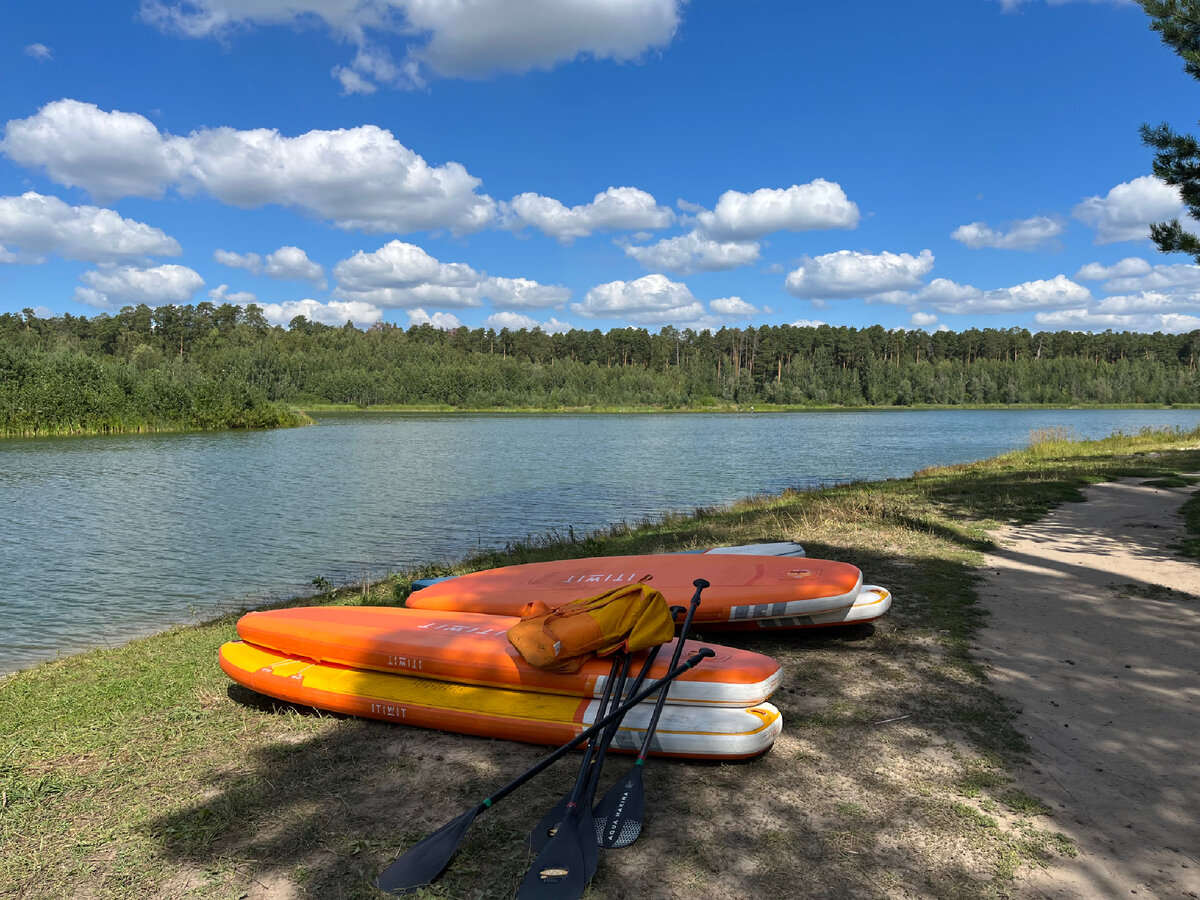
3,302,1200,435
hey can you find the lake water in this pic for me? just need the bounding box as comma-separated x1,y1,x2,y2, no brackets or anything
3,408,1199,674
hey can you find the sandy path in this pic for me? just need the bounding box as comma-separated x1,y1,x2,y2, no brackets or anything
976,478,1200,898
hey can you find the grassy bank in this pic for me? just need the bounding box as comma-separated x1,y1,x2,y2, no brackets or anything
298,401,1200,415
3,427,1199,899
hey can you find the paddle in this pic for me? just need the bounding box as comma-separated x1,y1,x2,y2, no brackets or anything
374,646,716,895
527,605,683,852
518,584,709,899
527,651,629,852
593,578,710,850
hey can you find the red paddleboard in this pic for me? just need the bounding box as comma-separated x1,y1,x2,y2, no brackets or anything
236,605,782,707
405,554,864,627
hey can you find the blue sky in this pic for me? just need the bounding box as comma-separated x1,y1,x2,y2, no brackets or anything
2,0,1199,335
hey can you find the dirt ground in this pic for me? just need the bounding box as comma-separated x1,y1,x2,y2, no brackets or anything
977,478,1200,899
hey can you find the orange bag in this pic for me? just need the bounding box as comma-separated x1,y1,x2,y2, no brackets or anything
506,582,676,673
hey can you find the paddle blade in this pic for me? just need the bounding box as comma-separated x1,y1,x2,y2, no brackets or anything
517,809,593,900
593,766,645,849
375,806,479,894
528,794,570,851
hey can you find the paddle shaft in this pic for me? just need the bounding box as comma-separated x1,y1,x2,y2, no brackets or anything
477,647,715,811
635,579,707,762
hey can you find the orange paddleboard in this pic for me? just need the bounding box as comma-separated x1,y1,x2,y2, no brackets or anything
236,605,782,707
405,554,864,627
219,641,782,760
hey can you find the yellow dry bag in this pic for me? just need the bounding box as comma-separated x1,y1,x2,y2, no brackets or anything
506,582,676,673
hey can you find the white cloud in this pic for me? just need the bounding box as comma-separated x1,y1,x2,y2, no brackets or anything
140,0,682,90
0,192,180,264
482,311,573,333
264,246,326,287
332,239,568,310
331,64,378,95
407,308,463,330
574,273,706,325
1073,175,1185,245
214,250,261,271
2,100,496,232
261,298,381,328
25,44,53,61
504,186,674,241
481,276,570,309
996,0,1127,11
621,230,760,274
208,283,257,304
73,264,204,309
873,274,1093,315
1073,257,1153,281
789,318,827,328
785,249,934,299
696,180,860,240
1034,308,1200,334
215,245,326,287
910,311,938,327
1099,262,1200,294
709,296,758,317
951,215,1063,250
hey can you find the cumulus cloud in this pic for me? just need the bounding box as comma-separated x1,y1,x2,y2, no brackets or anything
332,239,568,310
260,298,381,328
621,230,760,274
574,273,706,325
1073,175,1186,245
1073,257,1153,281
1033,308,1200,334
482,311,572,333
785,249,934,300
208,283,257,304
407,308,463,330
0,192,180,264
951,215,1064,250
1095,261,1200,294
2,100,496,232
910,311,938,328
695,180,860,240
140,0,682,91
25,44,53,61
789,318,828,328
880,274,1093,315
504,187,674,242
709,296,758,317
995,0,1127,11
73,264,204,309
214,245,327,287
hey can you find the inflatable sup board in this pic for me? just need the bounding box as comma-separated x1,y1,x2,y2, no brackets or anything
235,605,782,707
405,554,864,627
220,641,782,760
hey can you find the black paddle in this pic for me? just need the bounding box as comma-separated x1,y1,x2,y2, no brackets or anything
527,605,683,852
527,651,628,852
374,647,716,895
517,585,710,900
593,578,710,850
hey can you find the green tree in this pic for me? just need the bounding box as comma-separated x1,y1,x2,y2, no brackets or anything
1139,1,1200,259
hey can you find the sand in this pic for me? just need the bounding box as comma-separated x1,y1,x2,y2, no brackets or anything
976,478,1200,899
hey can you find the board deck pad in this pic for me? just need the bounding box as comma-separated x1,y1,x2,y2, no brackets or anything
220,641,782,760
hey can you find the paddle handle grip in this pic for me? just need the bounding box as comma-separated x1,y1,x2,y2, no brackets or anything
485,647,716,808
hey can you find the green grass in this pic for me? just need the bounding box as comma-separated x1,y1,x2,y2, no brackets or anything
3,425,1199,899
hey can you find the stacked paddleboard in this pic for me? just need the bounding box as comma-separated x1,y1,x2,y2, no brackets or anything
220,605,783,760
406,553,892,632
